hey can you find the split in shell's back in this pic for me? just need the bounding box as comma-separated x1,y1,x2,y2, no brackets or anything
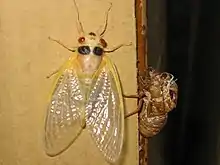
44,1,130,163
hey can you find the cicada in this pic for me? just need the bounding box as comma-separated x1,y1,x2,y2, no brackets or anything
44,1,131,163
125,68,178,137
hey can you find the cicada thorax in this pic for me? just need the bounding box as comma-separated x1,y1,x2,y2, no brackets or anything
139,67,178,138
75,32,108,86
76,32,106,73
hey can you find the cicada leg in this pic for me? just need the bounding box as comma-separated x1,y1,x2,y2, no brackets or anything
47,37,78,79
48,36,77,52
104,42,132,53
46,69,59,79
123,90,145,99
81,118,86,129
125,99,143,118
123,91,146,118
123,94,139,99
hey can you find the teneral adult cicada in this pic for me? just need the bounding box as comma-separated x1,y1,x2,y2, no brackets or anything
125,68,178,137
44,0,131,163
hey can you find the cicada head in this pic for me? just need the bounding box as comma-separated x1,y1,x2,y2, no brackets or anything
75,1,111,57
76,32,108,74
72,0,113,76
77,32,107,55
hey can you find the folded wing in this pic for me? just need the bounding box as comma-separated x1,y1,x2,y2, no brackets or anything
44,57,85,156
85,56,124,163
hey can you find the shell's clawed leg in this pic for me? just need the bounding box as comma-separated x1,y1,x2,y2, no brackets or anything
48,36,77,52
125,99,143,119
46,69,59,79
123,94,139,99
123,90,145,99
104,42,132,53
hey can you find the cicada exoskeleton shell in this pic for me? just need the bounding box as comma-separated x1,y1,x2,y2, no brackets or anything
138,67,178,137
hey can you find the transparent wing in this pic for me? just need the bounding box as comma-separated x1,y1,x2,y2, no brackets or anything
44,56,85,156
85,56,124,163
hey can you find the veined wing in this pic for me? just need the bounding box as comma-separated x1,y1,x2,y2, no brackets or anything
44,55,86,156
85,56,124,163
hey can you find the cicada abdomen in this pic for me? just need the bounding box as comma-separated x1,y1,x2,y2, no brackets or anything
138,68,178,137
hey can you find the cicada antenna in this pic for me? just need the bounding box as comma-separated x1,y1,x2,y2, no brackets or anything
71,0,84,35
98,2,112,37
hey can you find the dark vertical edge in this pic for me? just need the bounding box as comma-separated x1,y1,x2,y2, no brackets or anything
135,0,147,164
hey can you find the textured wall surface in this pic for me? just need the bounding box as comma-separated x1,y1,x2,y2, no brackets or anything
0,0,137,164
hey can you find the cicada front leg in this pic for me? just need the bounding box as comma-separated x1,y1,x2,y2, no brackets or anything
46,37,78,79
48,36,77,52
46,69,59,79
104,42,132,53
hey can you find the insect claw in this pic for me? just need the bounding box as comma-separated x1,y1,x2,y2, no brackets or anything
125,99,143,118
123,94,139,99
46,70,59,79
125,109,139,118
81,119,86,129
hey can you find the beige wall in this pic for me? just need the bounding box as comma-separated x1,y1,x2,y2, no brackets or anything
0,0,137,164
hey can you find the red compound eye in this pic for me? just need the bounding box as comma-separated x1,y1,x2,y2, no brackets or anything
100,38,107,48
78,37,85,43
